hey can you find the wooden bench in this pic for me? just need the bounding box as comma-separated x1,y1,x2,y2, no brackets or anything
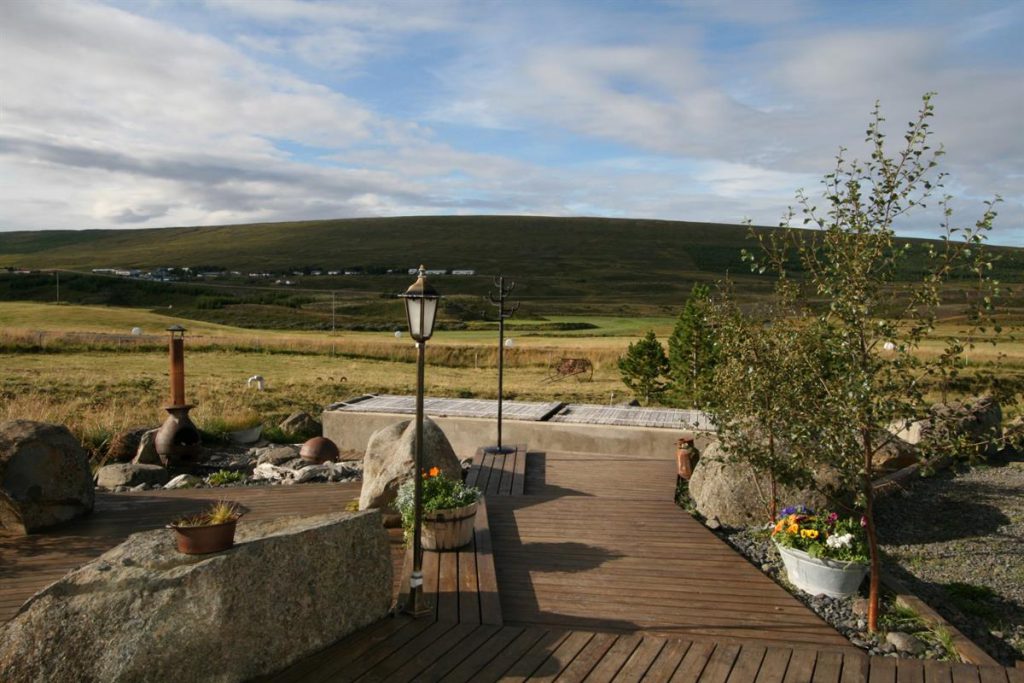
465,444,527,496
395,496,502,626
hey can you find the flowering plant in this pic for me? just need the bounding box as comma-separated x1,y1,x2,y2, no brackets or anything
771,506,868,564
395,468,481,536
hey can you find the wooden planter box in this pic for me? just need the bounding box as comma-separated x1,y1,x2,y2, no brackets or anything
422,502,478,550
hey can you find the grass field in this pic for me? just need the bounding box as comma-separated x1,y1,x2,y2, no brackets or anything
2,299,1021,461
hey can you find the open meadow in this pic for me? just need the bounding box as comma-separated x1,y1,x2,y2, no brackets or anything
2,300,1022,460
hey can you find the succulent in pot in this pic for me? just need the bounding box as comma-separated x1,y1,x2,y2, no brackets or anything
168,501,246,555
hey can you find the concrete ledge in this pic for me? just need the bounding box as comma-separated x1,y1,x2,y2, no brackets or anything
323,410,713,458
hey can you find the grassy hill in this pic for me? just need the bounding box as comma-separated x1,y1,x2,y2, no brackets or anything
2,215,1022,328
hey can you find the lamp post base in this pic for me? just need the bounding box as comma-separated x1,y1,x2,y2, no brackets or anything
403,573,433,618
483,445,516,454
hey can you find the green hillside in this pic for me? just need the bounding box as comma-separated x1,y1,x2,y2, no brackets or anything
2,215,1022,328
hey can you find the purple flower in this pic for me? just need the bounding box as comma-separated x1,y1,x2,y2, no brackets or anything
779,504,814,518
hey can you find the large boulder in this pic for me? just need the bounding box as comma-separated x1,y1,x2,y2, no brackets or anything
872,434,920,472
95,463,169,489
0,420,94,535
688,441,846,527
359,417,461,511
0,510,392,683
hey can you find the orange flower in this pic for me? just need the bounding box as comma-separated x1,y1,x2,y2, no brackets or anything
428,467,440,477
786,524,799,535
772,519,785,535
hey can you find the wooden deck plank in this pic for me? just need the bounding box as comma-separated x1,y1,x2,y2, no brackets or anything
412,624,504,683
841,652,869,683
813,651,844,683
782,648,817,683
496,629,571,682
699,643,741,683
640,638,691,682
614,636,667,682
512,448,527,496
923,660,953,683
438,625,527,683
725,645,767,683
753,648,792,683
458,537,481,624
451,627,551,683
475,499,503,626
350,620,459,683
497,447,518,496
869,657,898,683
367,622,477,683
437,550,460,624
669,640,716,682
525,630,595,683
584,633,643,683
486,453,507,497
897,658,926,683
978,667,1010,683
555,632,618,682
306,617,438,683
951,663,983,683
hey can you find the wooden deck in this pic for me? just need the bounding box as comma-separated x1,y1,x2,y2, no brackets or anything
3,449,1022,682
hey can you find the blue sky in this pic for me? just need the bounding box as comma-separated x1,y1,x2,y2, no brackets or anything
2,0,1022,244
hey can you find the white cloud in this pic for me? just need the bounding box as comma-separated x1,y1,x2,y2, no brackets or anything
0,0,1020,245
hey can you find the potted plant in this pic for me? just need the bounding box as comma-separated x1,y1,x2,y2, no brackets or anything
396,467,482,550
771,505,869,598
168,501,246,554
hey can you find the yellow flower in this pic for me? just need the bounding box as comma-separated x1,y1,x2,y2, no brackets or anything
786,524,799,534
801,529,819,540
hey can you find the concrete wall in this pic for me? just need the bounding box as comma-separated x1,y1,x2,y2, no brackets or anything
323,410,715,459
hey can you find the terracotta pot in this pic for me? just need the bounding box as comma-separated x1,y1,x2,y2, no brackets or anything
676,439,700,480
422,502,477,550
170,520,238,555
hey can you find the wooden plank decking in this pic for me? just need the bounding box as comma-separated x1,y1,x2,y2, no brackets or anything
3,450,1021,682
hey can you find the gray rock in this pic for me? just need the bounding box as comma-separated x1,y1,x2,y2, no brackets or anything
886,631,926,655
688,441,846,527
164,474,202,490
131,428,161,465
106,426,152,463
359,417,462,512
0,510,392,683
278,411,320,437
0,420,95,535
95,464,169,489
255,445,300,466
705,516,722,530
851,597,870,617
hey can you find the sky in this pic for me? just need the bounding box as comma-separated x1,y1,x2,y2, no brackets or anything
2,0,1023,244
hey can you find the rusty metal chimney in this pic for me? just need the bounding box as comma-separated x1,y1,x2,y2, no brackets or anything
155,325,201,464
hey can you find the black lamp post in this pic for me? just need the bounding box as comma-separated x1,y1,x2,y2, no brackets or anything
485,274,518,454
399,265,440,618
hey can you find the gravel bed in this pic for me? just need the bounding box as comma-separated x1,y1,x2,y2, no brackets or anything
875,451,1024,665
716,526,951,660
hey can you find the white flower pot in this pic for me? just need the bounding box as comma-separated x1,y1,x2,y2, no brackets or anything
775,542,868,598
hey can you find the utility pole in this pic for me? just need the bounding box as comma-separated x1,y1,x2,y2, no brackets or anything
485,274,519,454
